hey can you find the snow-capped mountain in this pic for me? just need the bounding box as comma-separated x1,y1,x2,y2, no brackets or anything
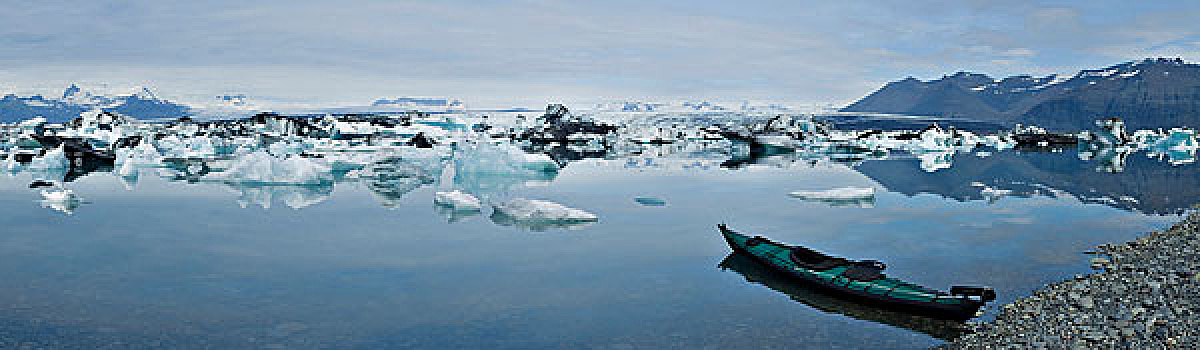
216,94,249,107
843,58,1200,130
591,100,798,114
0,84,191,123
371,97,465,113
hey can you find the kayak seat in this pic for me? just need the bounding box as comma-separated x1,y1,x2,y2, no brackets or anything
789,246,848,271
843,263,886,281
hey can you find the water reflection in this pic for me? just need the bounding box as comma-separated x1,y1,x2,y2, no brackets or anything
718,252,967,341
855,148,1200,215
7,138,1200,217
5,119,1200,218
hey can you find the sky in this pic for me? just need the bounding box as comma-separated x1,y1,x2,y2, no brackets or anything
1,1,1199,109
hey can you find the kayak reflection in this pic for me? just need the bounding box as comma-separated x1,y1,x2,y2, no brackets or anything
718,252,968,341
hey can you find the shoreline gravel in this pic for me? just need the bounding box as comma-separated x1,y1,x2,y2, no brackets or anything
949,210,1200,348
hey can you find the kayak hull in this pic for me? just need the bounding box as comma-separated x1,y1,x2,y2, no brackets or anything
719,225,988,321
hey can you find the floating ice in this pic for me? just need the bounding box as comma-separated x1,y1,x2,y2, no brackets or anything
116,141,164,167
157,135,220,159
788,187,875,207
28,145,69,170
491,198,598,227
634,197,667,206
41,188,79,202
917,152,953,172
453,141,559,194
39,188,83,214
204,151,333,185
433,190,483,211
789,187,874,200
3,151,21,173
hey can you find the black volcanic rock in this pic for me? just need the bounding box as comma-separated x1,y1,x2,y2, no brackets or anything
843,58,1200,130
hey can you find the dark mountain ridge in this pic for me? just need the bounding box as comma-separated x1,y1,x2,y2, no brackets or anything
0,84,190,123
843,58,1200,130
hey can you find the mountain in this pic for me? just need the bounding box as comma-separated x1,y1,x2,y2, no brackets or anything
371,97,465,113
843,58,1200,130
0,84,191,123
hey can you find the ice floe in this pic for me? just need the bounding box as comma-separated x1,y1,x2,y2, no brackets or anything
204,151,333,185
788,187,876,207
39,188,83,214
490,198,598,230
433,190,483,211
28,145,69,169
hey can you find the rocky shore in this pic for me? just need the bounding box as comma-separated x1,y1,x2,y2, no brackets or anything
950,210,1200,349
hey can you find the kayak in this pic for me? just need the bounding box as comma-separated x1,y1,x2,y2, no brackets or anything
718,224,995,320
718,252,967,340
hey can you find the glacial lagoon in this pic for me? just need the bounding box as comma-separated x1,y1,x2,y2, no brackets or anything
0,136,1190,348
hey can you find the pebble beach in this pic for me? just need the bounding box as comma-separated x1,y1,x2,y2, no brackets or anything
951,210,1200,349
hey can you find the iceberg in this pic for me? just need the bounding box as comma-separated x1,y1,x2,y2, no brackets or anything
41,188,80,202
204,151,333,185
39,188,83,214
634,197,667,206
157,135,220,159
453,141,559,195
3,151,21,173
916,151,953,172
28,145,69,170
788,187,876,208
116,141,164,167
433,190,483,211
490,198,598,230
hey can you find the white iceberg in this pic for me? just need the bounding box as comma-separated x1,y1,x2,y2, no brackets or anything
916,151,954,172
204,151,333,185
491,198,598,229
453,141,559,194
433,190,483,211
3,151,21,173
157,135,220,159
39,188,83,214
788,187,876,207
116,141,164,167
28,145,69,170
41,188,80,202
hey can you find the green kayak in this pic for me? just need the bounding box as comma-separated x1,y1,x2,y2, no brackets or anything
718,224,994,320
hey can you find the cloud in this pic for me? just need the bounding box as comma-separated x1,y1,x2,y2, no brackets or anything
1,1,1198,108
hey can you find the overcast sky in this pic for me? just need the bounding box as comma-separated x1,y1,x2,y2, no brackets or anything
1,1,1198,108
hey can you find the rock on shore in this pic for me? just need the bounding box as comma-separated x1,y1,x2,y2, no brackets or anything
950,211,1200,349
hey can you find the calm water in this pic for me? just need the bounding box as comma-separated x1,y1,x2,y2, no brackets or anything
0,147,1187,348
